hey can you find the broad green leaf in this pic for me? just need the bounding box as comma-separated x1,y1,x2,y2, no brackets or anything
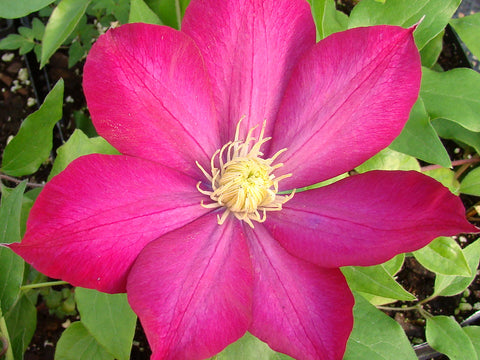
344,292,417,360
342,265,416,301
0,34,32,51
55,322,114,360
355,147,420,173
75,288,136,360
348,0,460,49
0,182,27,244
433,118,480,155
450,13,480,60
421,67,480,131
40,0,92,68
4,295,37,360
0,0,56,18
309,0,348,40
145,0,190,29
414,237,471,276
0,248,24,316
383,254,405,276
434,239,480,297
129,0,163,24
49,129,119,180
426,315,477,360
1,79,64,176
213,332,293,360
423,167,461,195
460,167,480,196
464,326,480,358
390,98,450,167
420,30,444,68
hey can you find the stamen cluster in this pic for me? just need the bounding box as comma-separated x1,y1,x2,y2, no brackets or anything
196,120,294,228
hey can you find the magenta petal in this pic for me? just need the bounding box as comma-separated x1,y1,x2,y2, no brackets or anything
269,26,421,188
182,0,316,142
9,154,208,293
265,171,477,268
245,225,354,360
127,214,253,360
83,23,219,176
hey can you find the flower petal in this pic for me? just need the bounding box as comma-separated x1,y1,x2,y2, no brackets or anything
265,171,477,268
9,154,208,293
245,224,354,360
182,0,316,142
127,214,252,360
269,25,421,188
83,23,219,176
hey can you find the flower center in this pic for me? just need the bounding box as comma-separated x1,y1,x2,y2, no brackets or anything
196,119,294,228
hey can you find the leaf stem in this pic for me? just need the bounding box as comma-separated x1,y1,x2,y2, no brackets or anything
0,173,44,188
420,156,480,173
21,280,69,291
0,311,14,360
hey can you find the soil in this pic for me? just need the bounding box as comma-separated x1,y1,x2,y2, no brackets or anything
1,4,480,360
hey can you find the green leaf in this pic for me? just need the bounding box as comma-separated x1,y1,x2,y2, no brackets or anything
421,67,480,131
433,118,480,155
464,326,480,358
129,0,163,25
40,0,92,68
49,129,119,180
450,13,480,60
0,181,27,244
414,237,471,276
75,288,136,360
68,41,86,68
144,0,190,29
342,265,416,301
420,30,444,68
434,239,480,297
0,34,32,51
309,0,348,40
213,332,293,359
355,147,420,173
390,98,451,167
348,0,460,50
0,247,24,316
0,0,56,19
423,167,461,195
344,292,417,360
460,167,480,196
1,79,64,176
383,254,405,276
4,295,37,360
55,322,115,360
426,315,477,360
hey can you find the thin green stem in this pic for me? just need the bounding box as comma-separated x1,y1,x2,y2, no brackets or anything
20,280,68,291
0,311,14,360
376,304,420,312
175,0,182,29
0,173,44,188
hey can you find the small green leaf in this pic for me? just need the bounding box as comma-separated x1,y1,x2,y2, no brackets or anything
0,247,24,316
129,0,163,25
342,265,416,301
309,0,348,40
68,41,86,68
421,67,480,132
420,30,444,68
1,79,64,176
355,147,420,173
383,254,405,276
414,237,471,276
0,181,27,244
41,0,92,68
434,239,480,297
4,295,37,360
390,98,451,167
0,0,56,19
213,332,293,359
464,326,480,358
344,292,417,360
55,322,115,360
49,129,119,180
450,13,480,60
433,118,480,155
0,34,32,51
75,288,136,360
460,167,480,196
348,0,460,50
423,167,461,195
144,0,190,29
426,316,477,360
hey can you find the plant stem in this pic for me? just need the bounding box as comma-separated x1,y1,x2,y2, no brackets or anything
420,157,480,172
376,304,420,312
175,0,182,29
21,280,68,291
0,311,14,360
0,173,44,188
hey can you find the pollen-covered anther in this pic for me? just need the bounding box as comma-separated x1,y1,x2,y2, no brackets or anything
196,119,295,228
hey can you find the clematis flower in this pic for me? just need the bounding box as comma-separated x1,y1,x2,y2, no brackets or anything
8,0,477,359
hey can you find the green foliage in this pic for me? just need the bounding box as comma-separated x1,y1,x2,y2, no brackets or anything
0,18,45,56
129,0,163,24
460,166,480,196
433,118,480,155
0,0,56,19
0,182,26,245
423,167,461,194
308,0,348,40
1,79,64,177
145,0,191,29
426,315,478,360
450,13,480,60
355,147,420,173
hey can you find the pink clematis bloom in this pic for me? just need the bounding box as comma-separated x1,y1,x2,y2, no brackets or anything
8,0,477,359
